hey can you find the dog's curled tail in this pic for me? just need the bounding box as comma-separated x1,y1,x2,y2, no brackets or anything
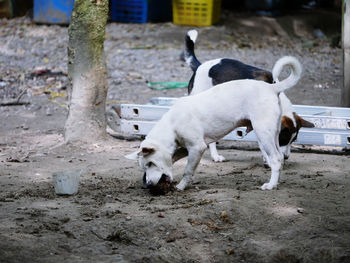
272,56,302,93
184,29,201,72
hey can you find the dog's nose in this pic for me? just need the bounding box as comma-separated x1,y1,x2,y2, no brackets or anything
142,179,154,188
146,180,153,186
160,174,172,183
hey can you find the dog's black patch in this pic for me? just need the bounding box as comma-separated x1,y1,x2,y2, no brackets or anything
279,128,293,146
187,72,196,94
184,33,201,72
208,59,273,86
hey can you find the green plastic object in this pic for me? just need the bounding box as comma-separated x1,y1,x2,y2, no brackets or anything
147,82,188,90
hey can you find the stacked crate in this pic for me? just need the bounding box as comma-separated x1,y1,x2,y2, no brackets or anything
110,0,172,23
172,0,221,26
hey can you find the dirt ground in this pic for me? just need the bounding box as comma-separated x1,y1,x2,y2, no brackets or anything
1,9,350,263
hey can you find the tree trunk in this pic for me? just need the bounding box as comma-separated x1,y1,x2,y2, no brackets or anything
64,0,109,143
342,0,350,107
0,0,13,18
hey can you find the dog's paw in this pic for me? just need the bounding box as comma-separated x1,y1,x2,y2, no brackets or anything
175,181,186,191
212,154,226,163
261,182,277,190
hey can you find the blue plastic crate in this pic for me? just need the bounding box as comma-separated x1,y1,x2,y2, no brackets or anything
34,0,74,24
110,0,148,23
110,0,172,23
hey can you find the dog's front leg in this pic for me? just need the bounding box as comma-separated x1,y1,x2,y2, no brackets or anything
176,144,207,191
209,142,225,162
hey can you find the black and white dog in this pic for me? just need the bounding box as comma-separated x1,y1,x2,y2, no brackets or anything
183,30,314,163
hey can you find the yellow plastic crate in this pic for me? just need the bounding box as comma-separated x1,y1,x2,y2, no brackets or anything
172,0,221,26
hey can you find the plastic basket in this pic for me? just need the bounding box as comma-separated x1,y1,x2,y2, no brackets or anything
33,0,75,24
172,0,221,26
110,0,148,23
110,0,172,23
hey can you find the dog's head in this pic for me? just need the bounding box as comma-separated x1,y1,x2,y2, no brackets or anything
279,113,314,149
125,140,173,188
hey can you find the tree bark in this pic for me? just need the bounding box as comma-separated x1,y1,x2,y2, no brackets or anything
65,0,109,143
342,0,350,107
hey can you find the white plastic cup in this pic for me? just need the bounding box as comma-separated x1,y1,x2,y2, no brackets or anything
52,169,81,195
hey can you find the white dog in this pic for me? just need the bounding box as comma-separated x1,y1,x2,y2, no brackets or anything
184,30,314,163
126,56,302,191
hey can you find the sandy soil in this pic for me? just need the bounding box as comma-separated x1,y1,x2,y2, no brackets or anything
1,10,350,263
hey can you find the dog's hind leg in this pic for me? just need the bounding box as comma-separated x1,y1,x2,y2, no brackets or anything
209,142,225,162
259,131,284,168
258,143,271,169
255,128,283,190
176,142,207,191
260,144,282,190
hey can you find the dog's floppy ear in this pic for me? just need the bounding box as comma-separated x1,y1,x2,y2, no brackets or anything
293,113,315,128
300,118,315,128
125,147,155,160
125,149,141,160
141,147,155,156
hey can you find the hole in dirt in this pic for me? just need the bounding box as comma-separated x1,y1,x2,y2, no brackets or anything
347,136,350,145
347,121,350,130
133,125,139,132
148,175,176,196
